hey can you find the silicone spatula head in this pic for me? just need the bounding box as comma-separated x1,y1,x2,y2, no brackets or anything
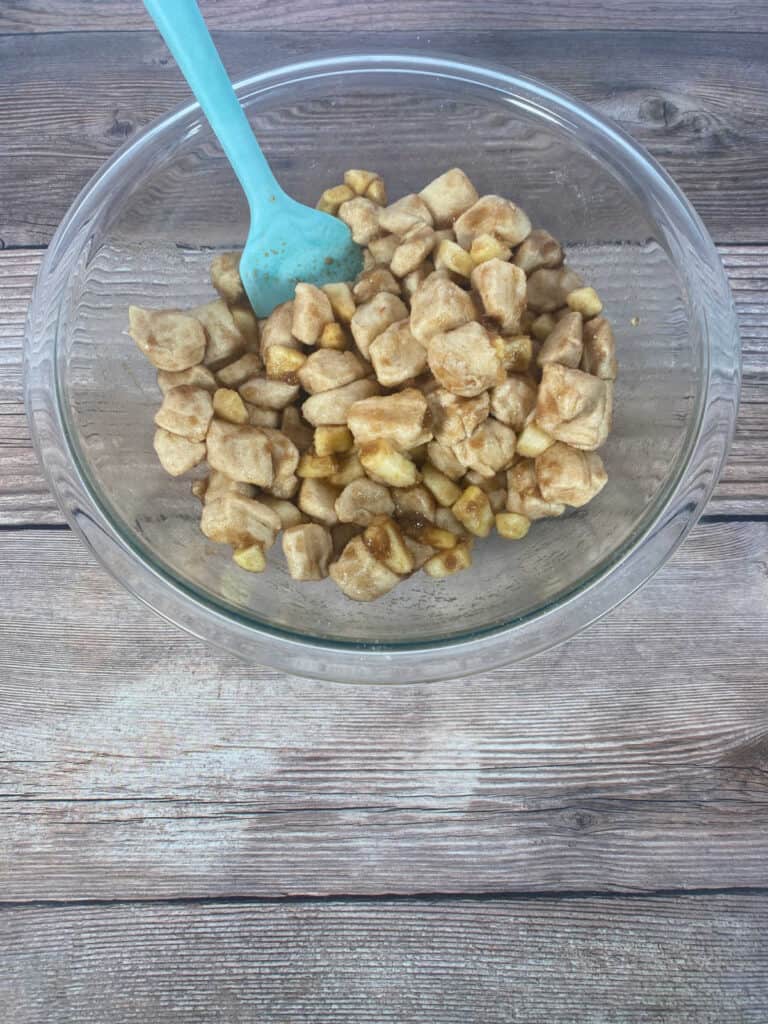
143,0,362,316
240,192,363,316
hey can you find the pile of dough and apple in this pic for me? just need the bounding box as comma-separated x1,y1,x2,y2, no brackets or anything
129,168,616,602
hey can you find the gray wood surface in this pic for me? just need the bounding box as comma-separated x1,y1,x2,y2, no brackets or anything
2,1,768,1019
2,29,768,245
2,895,767,1024
3,521,768,900
2,0,766,33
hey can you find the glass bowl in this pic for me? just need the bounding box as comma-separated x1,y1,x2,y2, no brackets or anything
25,54,740,684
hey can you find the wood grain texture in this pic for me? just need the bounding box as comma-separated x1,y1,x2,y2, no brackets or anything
3,246,765,524
2,30,768,246
2,895,767,1024
0,251,61,524
1,0,764,33
1,3,768,1012
2,521,768,900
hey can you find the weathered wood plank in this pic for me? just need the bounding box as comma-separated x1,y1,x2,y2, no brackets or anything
1,895,767,1024
2,4,765,1005
1,30,767,246
3,246,765,524
0,250,62,524
2,521,768,900
1,0,765,34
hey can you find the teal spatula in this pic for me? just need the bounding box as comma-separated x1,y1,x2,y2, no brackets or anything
143,0,363,316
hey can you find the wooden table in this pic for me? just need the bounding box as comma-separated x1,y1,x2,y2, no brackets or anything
2,2,767,1019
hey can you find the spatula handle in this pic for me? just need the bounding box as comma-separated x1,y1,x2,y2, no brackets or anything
143,0,281,214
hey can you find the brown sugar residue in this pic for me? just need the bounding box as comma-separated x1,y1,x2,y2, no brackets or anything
397,512,430,534
478,313,500,333
363,528,392,562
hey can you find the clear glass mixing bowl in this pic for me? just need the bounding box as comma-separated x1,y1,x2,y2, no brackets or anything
25,54,740,683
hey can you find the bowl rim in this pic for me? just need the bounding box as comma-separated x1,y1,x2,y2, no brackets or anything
25,52,741,683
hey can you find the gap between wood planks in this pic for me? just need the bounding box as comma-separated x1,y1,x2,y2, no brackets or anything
3,883,768,910
0,513,764,537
